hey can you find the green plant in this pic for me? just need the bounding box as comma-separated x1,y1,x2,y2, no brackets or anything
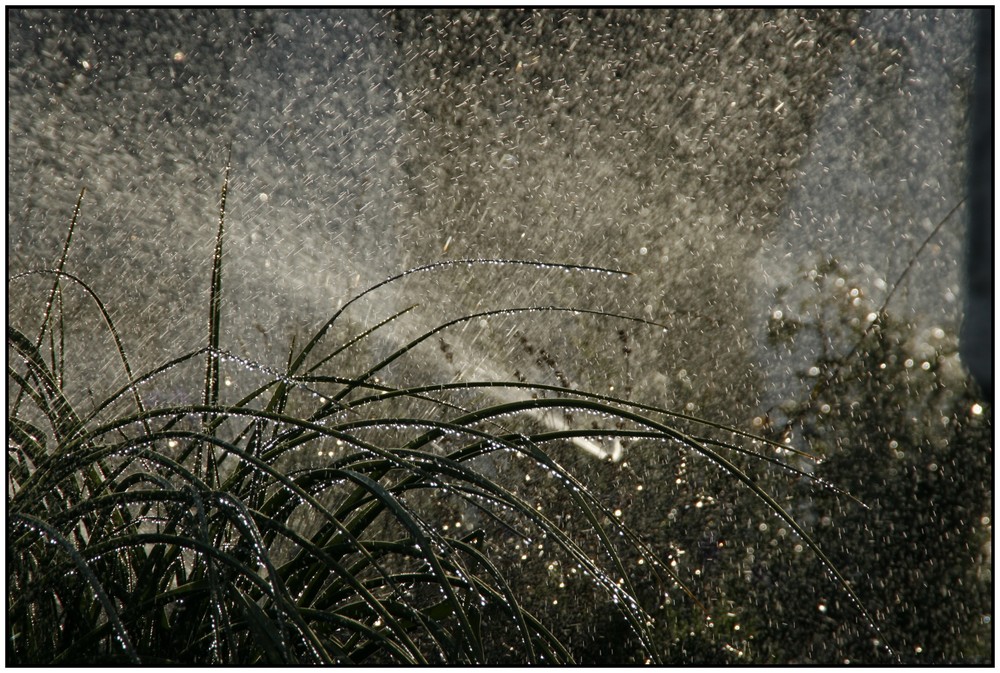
8,161,890,665
737,255,992,664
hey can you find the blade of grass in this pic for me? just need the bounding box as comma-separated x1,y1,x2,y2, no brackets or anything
11,513,141,664
11,187,85,418
285,259,633,379
324,305,672,407
10,269,150,437
199,143,233,489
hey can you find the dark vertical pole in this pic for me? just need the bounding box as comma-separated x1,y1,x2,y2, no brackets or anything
961,9,993,401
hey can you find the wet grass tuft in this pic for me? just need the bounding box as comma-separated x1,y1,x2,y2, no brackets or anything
7,162,889,664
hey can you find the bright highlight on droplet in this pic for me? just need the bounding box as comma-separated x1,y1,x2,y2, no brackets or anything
971,403,983,416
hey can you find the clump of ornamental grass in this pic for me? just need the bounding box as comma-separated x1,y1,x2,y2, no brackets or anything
7,160,890,665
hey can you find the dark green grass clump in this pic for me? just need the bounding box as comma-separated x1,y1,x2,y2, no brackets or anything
8,167,886,664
